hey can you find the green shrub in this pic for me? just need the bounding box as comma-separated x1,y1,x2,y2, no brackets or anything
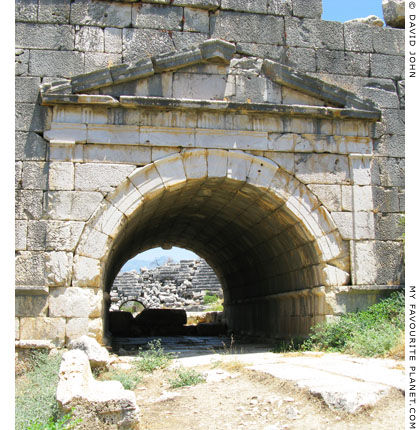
272,292,405,357
136,339,175,373
27,413,81,430
301,291,405,357
168,367,205,388
102,369,143,390
203,292,219,305
15,351,80,430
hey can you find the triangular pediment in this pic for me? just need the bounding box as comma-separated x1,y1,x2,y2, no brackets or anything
40,39,380,120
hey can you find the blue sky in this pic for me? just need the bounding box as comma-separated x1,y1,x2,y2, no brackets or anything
322,0,384,22
122,0,387,271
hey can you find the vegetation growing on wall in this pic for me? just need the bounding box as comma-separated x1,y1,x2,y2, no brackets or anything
273,291,405,358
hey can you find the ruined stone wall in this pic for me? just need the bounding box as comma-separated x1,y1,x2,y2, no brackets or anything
15,0,404,346
110,259,223,311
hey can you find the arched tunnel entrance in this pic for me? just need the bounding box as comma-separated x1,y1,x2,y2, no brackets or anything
77,149,349,345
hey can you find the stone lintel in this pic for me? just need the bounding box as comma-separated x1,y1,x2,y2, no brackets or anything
152,46,203,72
71,69,113,93
262,59,380,113
119,96,381,121
41,94,119,106
15,286,49,296
109,58,154,85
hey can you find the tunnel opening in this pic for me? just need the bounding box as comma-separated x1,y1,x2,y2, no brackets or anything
108,248,226,342
90,150,348,347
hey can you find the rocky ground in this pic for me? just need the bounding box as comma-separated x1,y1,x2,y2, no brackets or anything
134,357,404,430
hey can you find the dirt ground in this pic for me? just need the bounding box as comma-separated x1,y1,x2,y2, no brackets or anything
135,358,405,430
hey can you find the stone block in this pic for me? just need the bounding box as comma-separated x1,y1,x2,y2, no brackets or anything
375,241,404,285
292,0,322,18
372,186,400,213
72,256,102,288
84,53,122,74
75,163,135,192
15,0,38,22
16,295,49,317
380,109,405,136
104,27,123,54
70,0,132,27
48,162,75,191
15,49,29,76
382,0,405,28
75,26,105,52
134,72,173,98
38,0,71,24
344,23,373,52
268,0,292,16
109,58,154,86
105,180,143,218
317,50,370,77
15,319,20,340
172,0,220,9
46,191,104,221
265,152,294,174
285,18,344,50
210,11,285,44
331,212,375,240
140,126,195,147
154,153,187,189
122,28,174,63
200,39,236,63
15,77,41,103
285,47,316,73
397,80,405,109
27,220,48,250
22,161,48,190
184,7,209,32
352,240,377,285
372,27,404,55
15,23,74,50
294,154,350,185
15,220,28,251
373,157,405,187
65,318,90,343
371,54,404,79
77,228,112,260
14,131,47,161
374,213,404,241
16,103,48,132
352,185,374,212
172,72,230,100
87,200,126,239
132,4,183,31
350,157,372,186
83,144,152,165
15,251,46,286
49,287,102,318
153,46,202,72
221,0,267,13
20,317,66,347
195,129,268,151
236,43,287,63
29,50,85,77
46,251,73,286
172,32,208,50
15,190,43,220
16,161,23,189
72,68,113,93
46,221,85,251
307,185,341,212
373,135,404,158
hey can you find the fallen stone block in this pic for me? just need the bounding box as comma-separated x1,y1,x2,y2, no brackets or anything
382,0,405,28
68,335,110,369
57,350,140,430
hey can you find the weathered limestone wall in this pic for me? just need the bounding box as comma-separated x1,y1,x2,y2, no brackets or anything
15,0,404,346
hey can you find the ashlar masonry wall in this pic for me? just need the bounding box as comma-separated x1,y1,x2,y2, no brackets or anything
15,0,404,346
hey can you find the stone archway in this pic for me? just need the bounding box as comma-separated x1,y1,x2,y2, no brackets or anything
73,149,349,343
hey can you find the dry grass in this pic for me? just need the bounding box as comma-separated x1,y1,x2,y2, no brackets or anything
386,332,405,361
217,359,249,373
